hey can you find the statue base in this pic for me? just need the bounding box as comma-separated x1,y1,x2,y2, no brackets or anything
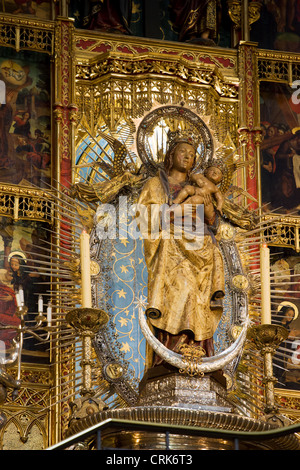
65,365,300,450
65,403,300,450
138,366,233,413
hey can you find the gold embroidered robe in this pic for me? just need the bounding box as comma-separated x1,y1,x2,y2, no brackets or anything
138,175,224,343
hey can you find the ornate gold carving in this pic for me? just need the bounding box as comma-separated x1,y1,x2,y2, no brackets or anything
257,50,300,83
219,223,236,240
0,14,54,54
1,412,47,449
275,389,300,421
227,0,262,28
75,31,237,74
262,215,300,252
248,2,263,25
248,324,289,415
104,363,124,381
75,77,238,147
66,308,109,397
66,308,109,335
231,274,250,291
69,395,107,425
76,58,238,99
227,0,241,27
0,184,53,222
53,104,63,122
179,344,206,377
0,364,52,449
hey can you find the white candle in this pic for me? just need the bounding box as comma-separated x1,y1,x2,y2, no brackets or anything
15,291,21,308
260,243,271,324
38,295,43,314
80,229,92,308
19,287,24,306
47,302,52,326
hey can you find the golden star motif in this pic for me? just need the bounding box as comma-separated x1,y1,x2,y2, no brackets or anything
117,288,127,298
118,317,128,327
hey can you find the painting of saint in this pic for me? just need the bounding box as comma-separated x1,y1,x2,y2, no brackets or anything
0,217,50,359
0,267,20,354
259,82,300,214
0,50,51,187
271,247,300,390
0,0,51,19
251,0,300,53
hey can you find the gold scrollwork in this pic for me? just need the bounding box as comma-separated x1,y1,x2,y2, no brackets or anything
179,344,206,377
0,185,53,222
227,0,262,28
0,14,54,54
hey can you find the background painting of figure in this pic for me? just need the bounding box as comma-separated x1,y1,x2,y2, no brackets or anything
0,0,51,20
271,246,300,390
259,82,300,214
0,48,51,188
251,0,300,52
0,267,20,355
0,218,50,359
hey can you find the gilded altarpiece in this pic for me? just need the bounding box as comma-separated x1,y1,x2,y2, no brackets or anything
71,35,300,434
0,8,300,450
73,30,240,384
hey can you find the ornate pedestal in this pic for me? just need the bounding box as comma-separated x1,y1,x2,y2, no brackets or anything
64,329,300,451
138,367,233,413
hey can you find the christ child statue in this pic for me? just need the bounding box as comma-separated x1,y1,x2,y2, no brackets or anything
172,165,224,216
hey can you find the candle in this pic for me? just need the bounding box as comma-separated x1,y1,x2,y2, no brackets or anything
80,229,92,308
260,243,271,324
15,291,21,308
19,287,24,306
38,295,43,314
47,302,52,326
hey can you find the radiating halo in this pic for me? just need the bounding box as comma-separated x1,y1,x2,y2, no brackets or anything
277,301,299,320
135,103,216,175
8,251,27,263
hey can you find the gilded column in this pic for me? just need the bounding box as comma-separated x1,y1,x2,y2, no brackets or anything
52,15,77,444
238,41,261,211
53,16,76,190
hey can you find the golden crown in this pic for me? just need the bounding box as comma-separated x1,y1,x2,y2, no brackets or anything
167,129,199,151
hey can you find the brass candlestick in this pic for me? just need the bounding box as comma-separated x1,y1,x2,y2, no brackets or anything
66,307,109,396
247,324,288,415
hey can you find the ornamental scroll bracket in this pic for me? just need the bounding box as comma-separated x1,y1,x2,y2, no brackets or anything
227,0,262,30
